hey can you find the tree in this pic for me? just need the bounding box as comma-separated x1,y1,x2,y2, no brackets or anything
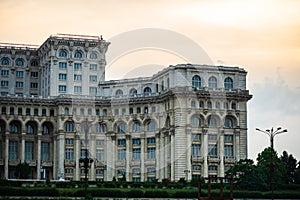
226,159,268,190
295,161,300,184
257,147,285,189
15,162,31,179
281,151,297,184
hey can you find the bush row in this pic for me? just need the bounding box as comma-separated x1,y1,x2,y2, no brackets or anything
1,187,300,199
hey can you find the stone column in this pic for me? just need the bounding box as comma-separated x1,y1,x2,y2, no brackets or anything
57,131,65,179
164,132,168,179
235,129,240,161
140,135,145,181
155,132,160,181
75,134,80,181
170,131,175,181
53,135,57,180
105,133,115,181
203,128,208,178
186,128,192,181
37,133,42,179
125,134,131,181
4,132,9,179
90,135,96,181
21,132,26,162
219,129,225,178
160,131,165,179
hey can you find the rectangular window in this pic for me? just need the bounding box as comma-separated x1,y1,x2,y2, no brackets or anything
147,168,156,174
96,169,104,174
30,72,38,78
1,70,9,76
9,141,18,160
192,165,201,171
208,144,218,157
192,144,201,157
26,108,31,115
133,168,141,175
58,85,67,92
41,142,50,161
118,139,126,146
90,64,97,70
147,147,156,159
34,108,38,116
208,135,217,141
89,87,97,95
89,75,97,82
96,149,105,161
224,145,233,157
224,135,233,142
74,86,82,93
59,73,67,80
16,81,24,88
132,138,141,145
74,74,82,81
80,149,88,158
9,107,14,115
147,138,156,144
192,134,201,141
59,62,67,69
65,168,74,174
16,71,24,77
30,82,38,88
132,148,141,160
151,106,156,113
96,140,104,146
1,81,9,87
25,142,34,161
2,107,6,114
65,139,74,145
118,149,126,160
74,63,82,70
65,148,74,160
42,109,46,116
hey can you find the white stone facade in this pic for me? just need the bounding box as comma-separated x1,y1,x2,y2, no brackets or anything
0,34,252,181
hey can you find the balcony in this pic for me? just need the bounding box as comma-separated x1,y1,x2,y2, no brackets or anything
64,160,75,166
144,159,156,166
41,160,53,167
25,160,37,166
224,156,235,163
191,156,203,163
208,156,220,163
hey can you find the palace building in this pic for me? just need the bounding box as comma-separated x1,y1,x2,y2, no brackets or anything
0,34,252,182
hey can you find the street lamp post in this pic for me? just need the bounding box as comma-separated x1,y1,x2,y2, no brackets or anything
256,127,287,200
79,119,94,199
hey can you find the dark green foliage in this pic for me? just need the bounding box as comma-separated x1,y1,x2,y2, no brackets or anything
281,151,297,183
144,189,169,198
295,162,300,184
125,189,144,197
172,190,198,198
15,162,31,179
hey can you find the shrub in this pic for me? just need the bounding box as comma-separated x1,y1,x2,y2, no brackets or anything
144,190,169,198
125,189,144,198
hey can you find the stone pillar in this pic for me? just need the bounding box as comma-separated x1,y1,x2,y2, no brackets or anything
170,131,175,181
57,131,65,179
203,128,208,178
140,135,145,181
125,134,131,181
37,133,42,179
155,132,160,181
90,135,96,181
164,132,168,179
4,132,9,179
235,129,240,161
105,133,115,181
219,129,224,178
21,132,25,162
186,128,192,181
160,131,165,179
53,135,57,180
75,134,80,181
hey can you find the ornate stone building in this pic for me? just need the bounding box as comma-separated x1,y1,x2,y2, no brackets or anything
0,34,252,181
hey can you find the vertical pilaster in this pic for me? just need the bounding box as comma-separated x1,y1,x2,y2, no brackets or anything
164,132,168,179
170,131,175,181
90,135,96,181
125,134,130,181
219,129,224,178
57,131,65,179
203,128,208,178
140,135,145,181
235,129,240,161
53,135,57,180
186,128,192,181
21,132,25,162
75,134,80,180
4,132,9,179
37,133,41,179
160,131,165,179
155,132,160,180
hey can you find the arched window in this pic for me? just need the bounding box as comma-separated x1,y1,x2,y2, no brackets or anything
132,121,141,132
31,60,38,66
199,101,204,108
26,124,35,134
224,102,229,110
90,52,98,59
192,75,201,88
147,120,156,131
65,121,74,132
208,116,218,127
224,77,233,90
115,89,123,96
207,101,212,109
191,117,201,127
117,122,126,133
59,50,68,57
1,58,9,65
224,117,233,128
74,51,83,58
144,87,152,96
231,102,237,110
9,122,20,133
16,58,24,66
64,107,69,115
42,124,50,135
216,101,220,109
129,88,137,97
208,76,217,89
96,123,106,133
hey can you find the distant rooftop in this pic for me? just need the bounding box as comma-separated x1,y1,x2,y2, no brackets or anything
0,42,39,50
50,33,103,41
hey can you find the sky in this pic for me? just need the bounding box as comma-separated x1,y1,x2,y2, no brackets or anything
1,0,300,161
